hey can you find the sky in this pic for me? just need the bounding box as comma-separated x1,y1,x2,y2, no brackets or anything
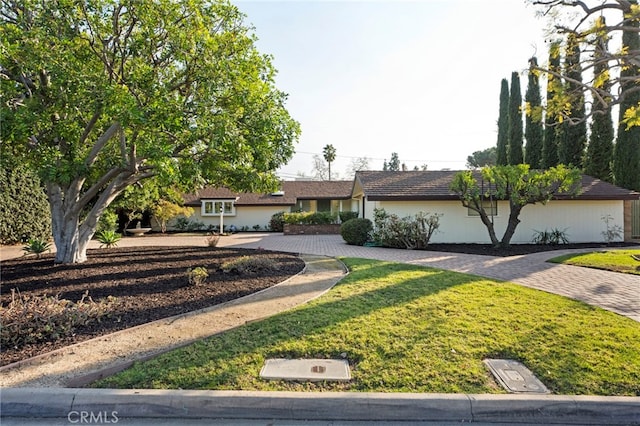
233,0,550,179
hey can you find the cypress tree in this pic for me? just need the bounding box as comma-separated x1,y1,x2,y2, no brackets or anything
0,167,52,244
613,1,640,190
524,57,543,168
496,79,509,165
508,72,524,165
584,17,614,181
558,34,587,167
542,41,561,168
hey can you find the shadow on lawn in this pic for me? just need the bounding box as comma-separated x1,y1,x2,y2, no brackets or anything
93,261,480,389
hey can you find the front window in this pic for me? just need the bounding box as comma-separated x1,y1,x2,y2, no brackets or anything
202,200,235,216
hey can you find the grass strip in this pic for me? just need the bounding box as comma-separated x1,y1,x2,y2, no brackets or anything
549,249,640,275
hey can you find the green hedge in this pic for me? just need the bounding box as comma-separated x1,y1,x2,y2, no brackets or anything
283,211,337,225
0,167,51,244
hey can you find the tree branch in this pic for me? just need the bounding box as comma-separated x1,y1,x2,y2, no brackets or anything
79,110,102,146
84,121,122,169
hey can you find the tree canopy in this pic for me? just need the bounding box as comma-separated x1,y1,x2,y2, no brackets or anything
530,0,640,127
0,0,300,263
496,79,510,166
507,72,524,165
524,57,543,168
383,152,401,171
466,147,497,169
450,165,582,247
322,144,337,181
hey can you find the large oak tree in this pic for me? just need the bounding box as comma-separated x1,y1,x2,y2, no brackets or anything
1,0,300,263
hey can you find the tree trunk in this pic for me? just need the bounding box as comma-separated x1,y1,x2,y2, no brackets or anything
500,203,523,247
477,208,501,247
46,172,138,264
48,183,92,263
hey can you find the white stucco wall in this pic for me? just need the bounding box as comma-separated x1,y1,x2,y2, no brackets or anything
191,206,290,230
363,199,625,244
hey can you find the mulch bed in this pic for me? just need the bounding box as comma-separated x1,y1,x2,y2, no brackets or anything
0,246,305,367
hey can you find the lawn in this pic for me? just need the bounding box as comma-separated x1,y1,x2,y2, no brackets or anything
549,249,640,275
95,258,640,396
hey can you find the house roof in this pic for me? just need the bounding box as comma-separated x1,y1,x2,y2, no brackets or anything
184,180,353,207
354,170,640,201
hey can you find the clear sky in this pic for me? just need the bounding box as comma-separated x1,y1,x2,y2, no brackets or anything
233,0,549,179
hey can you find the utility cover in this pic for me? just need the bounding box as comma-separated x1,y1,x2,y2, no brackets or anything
260,358,351,382
484,359,549,394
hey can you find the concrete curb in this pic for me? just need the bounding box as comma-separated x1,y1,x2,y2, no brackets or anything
1,388,639,424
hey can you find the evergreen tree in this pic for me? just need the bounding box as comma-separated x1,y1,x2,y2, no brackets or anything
524,57,543,168
558,34,587,167
0,167,52,244
386,152,401,171
584,17,614,182
496,79,509,166
613,1,640,190
507,72,524,165
542,42,561,168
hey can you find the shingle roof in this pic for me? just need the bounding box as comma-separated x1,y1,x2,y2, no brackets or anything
355,171,640,201
184,180,353,206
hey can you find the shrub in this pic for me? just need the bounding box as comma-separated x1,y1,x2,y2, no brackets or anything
532,228,570,245
173,217,205,231
269,211,286,232
339,211,359,223
372,208,442,249
97,210,119,234
340,218,373,246
0,167,51,244
221,256,277,274
173,217,190,231
152,200,194,233
96,230,121,248
283,211,337,225
205,233,220,247
22,238,51,258
186,220,205,231
0,289,115,349
186,267,208,285
601,214,623,244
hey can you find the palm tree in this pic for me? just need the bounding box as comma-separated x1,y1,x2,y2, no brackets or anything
323,144,337,181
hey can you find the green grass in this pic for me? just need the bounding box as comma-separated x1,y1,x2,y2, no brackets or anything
94,258,640,395
549,249,640,275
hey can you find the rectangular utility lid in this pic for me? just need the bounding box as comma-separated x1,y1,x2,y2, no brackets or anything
484,359,549,394
260,358,351,382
